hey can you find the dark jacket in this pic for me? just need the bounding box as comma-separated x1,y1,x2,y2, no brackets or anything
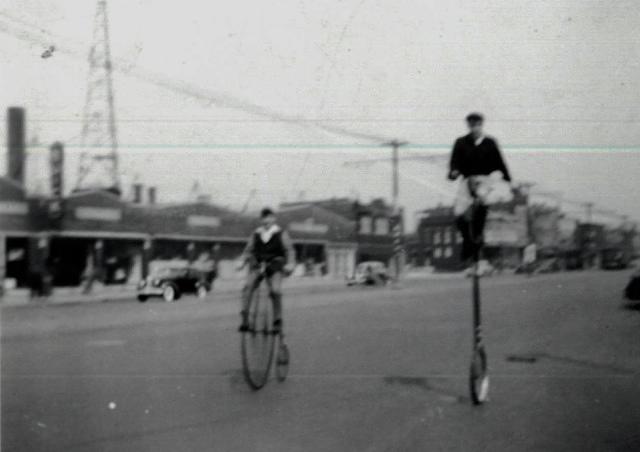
449,134,511,181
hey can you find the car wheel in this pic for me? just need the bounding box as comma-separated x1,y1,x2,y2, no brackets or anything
162,284,176,302
137,295,148,303
196,285,208,299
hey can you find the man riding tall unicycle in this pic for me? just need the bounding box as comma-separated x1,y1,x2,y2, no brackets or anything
448,112,513,405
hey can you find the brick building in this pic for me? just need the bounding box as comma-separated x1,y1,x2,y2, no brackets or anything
280,197,400,267
417,187,530,271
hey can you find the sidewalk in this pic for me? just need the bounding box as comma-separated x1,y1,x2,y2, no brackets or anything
1,276,348,308
1,270,475,308
404,269,466,280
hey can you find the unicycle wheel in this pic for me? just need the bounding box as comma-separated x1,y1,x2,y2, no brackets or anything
275,342,290,382
469,346,489,405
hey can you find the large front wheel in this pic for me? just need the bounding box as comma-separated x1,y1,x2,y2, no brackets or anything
469,346,489,405
241,281,276,390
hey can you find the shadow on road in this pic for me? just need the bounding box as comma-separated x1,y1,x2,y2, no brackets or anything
505,352,637,375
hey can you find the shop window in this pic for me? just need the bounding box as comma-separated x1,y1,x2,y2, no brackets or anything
444,246,453,258
434,247,442,258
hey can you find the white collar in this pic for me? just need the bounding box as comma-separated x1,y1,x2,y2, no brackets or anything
257,224,281,242
474,135,485,146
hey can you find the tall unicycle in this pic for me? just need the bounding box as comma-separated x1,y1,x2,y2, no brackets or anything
241,275,276,390
468,192,489,405
469,254,489,404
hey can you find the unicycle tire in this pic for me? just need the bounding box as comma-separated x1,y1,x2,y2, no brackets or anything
469,346,489,405
241,282,276,390
275,342,290,382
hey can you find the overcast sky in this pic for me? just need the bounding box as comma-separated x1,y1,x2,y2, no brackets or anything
1,0,639,228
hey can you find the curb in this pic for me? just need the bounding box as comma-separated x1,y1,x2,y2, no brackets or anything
1,279,349,308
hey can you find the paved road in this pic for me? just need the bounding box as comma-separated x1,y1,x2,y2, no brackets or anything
3,270,640,451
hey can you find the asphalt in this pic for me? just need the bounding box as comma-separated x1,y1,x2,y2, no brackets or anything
2,270,640,451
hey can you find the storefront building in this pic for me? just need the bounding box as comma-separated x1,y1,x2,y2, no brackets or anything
416,206,464,271
417,196,529,272
280,197,398,269
278,203,358,278
1,186,366,295
0,177,34,289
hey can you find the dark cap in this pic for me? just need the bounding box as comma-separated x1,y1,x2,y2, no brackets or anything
260,207,275,218
466,112,484,124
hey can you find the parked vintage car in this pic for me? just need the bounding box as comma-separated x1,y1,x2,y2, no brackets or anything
137,267,211,302
347,261,390,286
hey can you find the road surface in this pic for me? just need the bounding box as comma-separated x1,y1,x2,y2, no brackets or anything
3,270,640,451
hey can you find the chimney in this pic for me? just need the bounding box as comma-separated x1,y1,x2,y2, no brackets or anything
132,183,143,204
147,186,157,205
7,107,26,185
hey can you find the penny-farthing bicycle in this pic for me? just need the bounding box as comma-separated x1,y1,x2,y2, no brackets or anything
467,177,490,405
240,259,290,390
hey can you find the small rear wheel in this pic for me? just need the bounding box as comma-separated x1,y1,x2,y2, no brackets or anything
137,295,148,303
469,346,489,405
275,341,290,382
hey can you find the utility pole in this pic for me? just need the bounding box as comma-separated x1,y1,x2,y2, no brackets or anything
383,139,408,282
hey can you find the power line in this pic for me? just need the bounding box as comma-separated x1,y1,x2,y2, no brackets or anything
22,117,640,124
0,12,393,144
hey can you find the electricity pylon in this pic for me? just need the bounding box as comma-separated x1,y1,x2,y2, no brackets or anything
75,0,120,194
